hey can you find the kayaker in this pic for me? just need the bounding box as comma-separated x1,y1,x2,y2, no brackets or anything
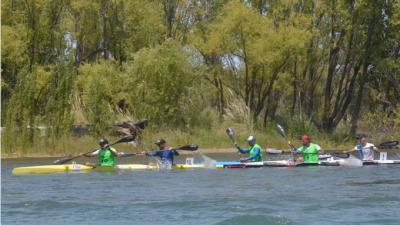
145,139,179,164
288,135,321,163
345,134,380,161
234,136,263,162
82,138,120,166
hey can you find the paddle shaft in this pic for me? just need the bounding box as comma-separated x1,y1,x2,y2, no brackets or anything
54,135,134,164
147,145,198,153
121,144,199,157
54,142,118,164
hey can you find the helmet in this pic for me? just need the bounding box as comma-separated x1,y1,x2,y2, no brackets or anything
247,136,256,142
155,138,166,146
99,138,109,147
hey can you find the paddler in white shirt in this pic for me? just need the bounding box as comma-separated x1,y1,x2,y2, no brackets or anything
345,134,380,161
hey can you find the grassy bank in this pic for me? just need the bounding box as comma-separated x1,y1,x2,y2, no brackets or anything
3,115,398,159
2,126,364,159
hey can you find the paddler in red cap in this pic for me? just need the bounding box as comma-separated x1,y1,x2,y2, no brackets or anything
288,135,321,163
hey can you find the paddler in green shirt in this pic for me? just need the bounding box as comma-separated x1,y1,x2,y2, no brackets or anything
234,136,263,162
288,135,321,163
83,138,121,166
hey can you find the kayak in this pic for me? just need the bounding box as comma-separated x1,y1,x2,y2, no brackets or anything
12,159,400,175
362,160,400,165
12,163,204,175
216,159,400,168
12,164,94,175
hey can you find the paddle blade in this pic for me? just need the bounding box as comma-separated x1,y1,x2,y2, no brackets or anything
379,140,399,148
112,135,135,145
226,128,235,142
331,152,350,159
178,144,199,151
276,124,287,138
134,119,149,130
266,148,283,154
119,153,137,157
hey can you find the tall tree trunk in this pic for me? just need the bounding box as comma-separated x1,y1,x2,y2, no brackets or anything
163,0,177,38
350,9,378,135
291,61,298,116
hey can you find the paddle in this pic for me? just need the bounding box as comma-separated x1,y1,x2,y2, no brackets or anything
53,135,135,164
118,153,137,157
379,140,399,148
226,128,236,143
177,144,199,151
226,128,245,159
146,144,199,155
276,124,297,162
276,124,289,142
120,144,200,157
329,152,350,159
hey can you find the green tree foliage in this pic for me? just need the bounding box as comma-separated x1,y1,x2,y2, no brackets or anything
2,0,399,153
125,40,202,125
69,0,165,64
195,1,311,126
3,62,74,152
76,61,126,134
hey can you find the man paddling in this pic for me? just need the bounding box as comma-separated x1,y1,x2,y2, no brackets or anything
345,134,380,161
288,135,321,163
234,136,263,162
145,139,179,165
82,138,121,166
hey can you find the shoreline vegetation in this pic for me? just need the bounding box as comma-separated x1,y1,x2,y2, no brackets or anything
2,123,397,159
2,1,399,159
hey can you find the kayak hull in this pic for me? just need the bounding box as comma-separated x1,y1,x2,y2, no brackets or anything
216,160,400,168
12,164,93,175
12,163,205,175
12,159,400,175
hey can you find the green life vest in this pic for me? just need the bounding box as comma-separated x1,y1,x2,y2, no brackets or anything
98,147,117,166
249,144,263,162
298,143,319,163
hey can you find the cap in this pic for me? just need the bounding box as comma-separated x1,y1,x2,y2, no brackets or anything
300,135,311,142
356,134,366,139
155,138,166,146
99,138,109,147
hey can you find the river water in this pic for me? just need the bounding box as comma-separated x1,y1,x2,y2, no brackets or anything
2,153,400,225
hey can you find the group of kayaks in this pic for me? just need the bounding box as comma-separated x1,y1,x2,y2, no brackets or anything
11,154,400,175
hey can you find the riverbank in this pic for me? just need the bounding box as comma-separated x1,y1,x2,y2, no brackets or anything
4,125,395,159
0,148,237,159
2,147,361,159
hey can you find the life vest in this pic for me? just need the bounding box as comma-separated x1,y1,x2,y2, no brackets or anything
98,147,116,166
298,143,319,163
249,144,263,162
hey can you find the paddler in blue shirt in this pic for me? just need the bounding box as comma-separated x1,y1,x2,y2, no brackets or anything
145,139,179,165
234,136,263,162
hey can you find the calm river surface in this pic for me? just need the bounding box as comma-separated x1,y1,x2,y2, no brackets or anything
2,153,400,225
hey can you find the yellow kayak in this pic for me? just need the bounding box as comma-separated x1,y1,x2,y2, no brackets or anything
174,164,205,169
12,163,205,175
12,164,94,175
